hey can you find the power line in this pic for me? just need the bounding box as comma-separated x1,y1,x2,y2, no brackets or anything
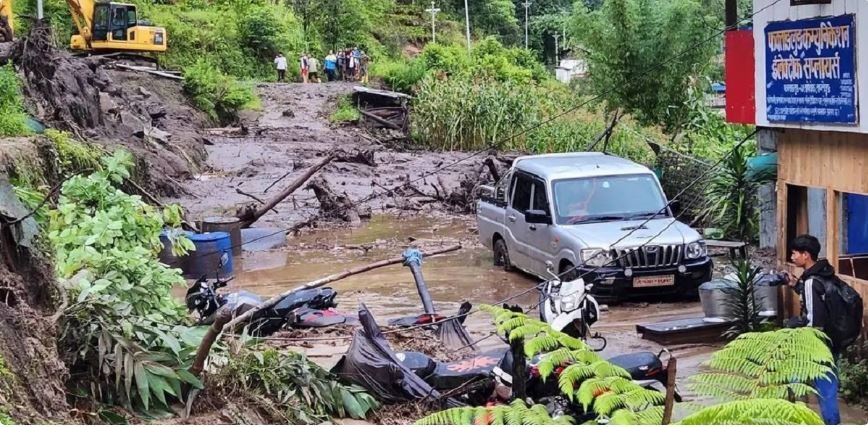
181,0,782,262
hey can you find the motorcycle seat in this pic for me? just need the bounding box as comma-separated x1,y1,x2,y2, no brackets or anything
427,350,509,390
607,351,663,377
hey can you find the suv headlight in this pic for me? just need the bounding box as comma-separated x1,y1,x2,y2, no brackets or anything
581,248,614,267
685,241,707,259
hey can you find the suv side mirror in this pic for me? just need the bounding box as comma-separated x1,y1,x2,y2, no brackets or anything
525,209,552,225
668,200,681,213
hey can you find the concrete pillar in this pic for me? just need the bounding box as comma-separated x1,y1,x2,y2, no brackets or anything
757,127,777,249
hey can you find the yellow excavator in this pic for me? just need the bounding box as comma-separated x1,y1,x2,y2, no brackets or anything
0,0,166,54
0,0,12,42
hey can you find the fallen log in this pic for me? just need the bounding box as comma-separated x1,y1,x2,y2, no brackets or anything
306,176,366,224
236,154,335,228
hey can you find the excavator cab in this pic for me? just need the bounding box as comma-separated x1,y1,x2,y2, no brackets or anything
70,1,166,53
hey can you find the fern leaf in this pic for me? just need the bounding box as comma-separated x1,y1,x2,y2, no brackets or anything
558,363,597,396
525,335,561,357
496,316,526,335
676,399,823,425
509,324,544,342
576,377,610,409
416,407,475,425
505,400,530,425
609,405,664,425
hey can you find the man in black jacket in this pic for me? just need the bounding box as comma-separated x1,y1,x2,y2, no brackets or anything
785,234,840,425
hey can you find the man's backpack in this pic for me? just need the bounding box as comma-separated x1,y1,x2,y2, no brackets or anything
823,277,864,351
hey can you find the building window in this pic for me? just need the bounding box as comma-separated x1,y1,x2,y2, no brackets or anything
838,192,868,280
786,185,828,259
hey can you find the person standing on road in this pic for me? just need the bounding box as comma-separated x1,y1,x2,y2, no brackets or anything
274,53,288,82
346,49,356,81
337,50,346,81
352,47,362,80
300,53,309,83
324,51,337,82
360,50,370,84
784,234,845,425
308,55,321,83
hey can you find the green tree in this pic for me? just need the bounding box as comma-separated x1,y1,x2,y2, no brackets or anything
571,0,717,133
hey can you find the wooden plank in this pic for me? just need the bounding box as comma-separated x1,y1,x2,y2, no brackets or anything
115,63,184,80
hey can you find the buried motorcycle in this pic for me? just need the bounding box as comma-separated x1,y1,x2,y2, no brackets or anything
184,273,354,335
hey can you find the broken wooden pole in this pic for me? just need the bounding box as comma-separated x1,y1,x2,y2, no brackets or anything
662,355,678,424
190,307,231,376
510,337,527,400
189,244,463,378
237,153,335,228
221,244,461,333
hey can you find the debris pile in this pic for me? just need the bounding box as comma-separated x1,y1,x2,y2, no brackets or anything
6,21,209,196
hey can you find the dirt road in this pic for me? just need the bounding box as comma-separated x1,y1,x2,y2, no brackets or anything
167,82,479,228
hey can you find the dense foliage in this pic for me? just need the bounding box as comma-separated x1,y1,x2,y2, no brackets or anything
182,60,256,124
0,64,29,137
570,0,716,133
839,343,868,411
217,346,378,423
48,150,204,411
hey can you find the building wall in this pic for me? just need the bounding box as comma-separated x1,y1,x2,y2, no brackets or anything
752,0,868,133
775,128,868,319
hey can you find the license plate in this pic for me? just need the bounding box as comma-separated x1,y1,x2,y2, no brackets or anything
633,275,675,288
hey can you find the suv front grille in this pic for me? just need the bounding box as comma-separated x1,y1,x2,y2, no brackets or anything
612,245,682,269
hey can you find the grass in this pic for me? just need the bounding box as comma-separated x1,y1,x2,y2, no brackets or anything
330,95,360,124
0,64,30,138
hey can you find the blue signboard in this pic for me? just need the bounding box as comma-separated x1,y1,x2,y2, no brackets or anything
765,14,857,124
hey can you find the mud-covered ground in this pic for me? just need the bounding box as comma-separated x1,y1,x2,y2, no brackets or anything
164,81,868,424
166,82,478,228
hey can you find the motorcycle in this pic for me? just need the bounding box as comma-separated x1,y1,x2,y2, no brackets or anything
184,273,354,336
536,262,681,401
539,261,603,346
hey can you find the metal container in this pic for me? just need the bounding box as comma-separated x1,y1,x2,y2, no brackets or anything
184,232,233,279
699,279,738,322
753,273,781,317
201,217,243,256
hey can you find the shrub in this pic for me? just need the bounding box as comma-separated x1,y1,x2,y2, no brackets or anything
840,342,868,411
183,60,256,124
0,64,30,137
329,95,360,124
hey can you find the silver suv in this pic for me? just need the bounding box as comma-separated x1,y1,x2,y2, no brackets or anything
476,152,712,302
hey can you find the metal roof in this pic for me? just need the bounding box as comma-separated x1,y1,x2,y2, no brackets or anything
513,152,652,181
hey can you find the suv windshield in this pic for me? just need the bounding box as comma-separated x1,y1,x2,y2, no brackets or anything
552,174,669,225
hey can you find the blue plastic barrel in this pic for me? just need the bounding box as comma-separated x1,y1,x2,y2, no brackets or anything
746,153,777,182
158,229,192,270
185,232,234,278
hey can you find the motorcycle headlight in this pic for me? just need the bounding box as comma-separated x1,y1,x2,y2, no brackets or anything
559,293,579,312
685,241,707,259
581,248,614,267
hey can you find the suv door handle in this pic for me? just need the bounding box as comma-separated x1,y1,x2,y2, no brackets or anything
529,225,537,231
507,215,517,222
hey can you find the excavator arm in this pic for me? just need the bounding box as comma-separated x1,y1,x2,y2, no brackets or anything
66,0,94,48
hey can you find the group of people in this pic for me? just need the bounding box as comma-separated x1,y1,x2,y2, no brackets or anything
273,48,370,84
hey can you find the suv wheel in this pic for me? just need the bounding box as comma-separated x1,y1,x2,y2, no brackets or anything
493,239,512,271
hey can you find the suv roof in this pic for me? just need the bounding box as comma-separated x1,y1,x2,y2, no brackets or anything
513,152,652,182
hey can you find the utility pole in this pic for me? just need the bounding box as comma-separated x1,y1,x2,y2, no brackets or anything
553,34,560,66
464,0,471,49
37,0,44,20
425,1,440,43
561,10,568,49
523,1,532,49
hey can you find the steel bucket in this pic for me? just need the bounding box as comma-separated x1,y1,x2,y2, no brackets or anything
699,279,738,322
